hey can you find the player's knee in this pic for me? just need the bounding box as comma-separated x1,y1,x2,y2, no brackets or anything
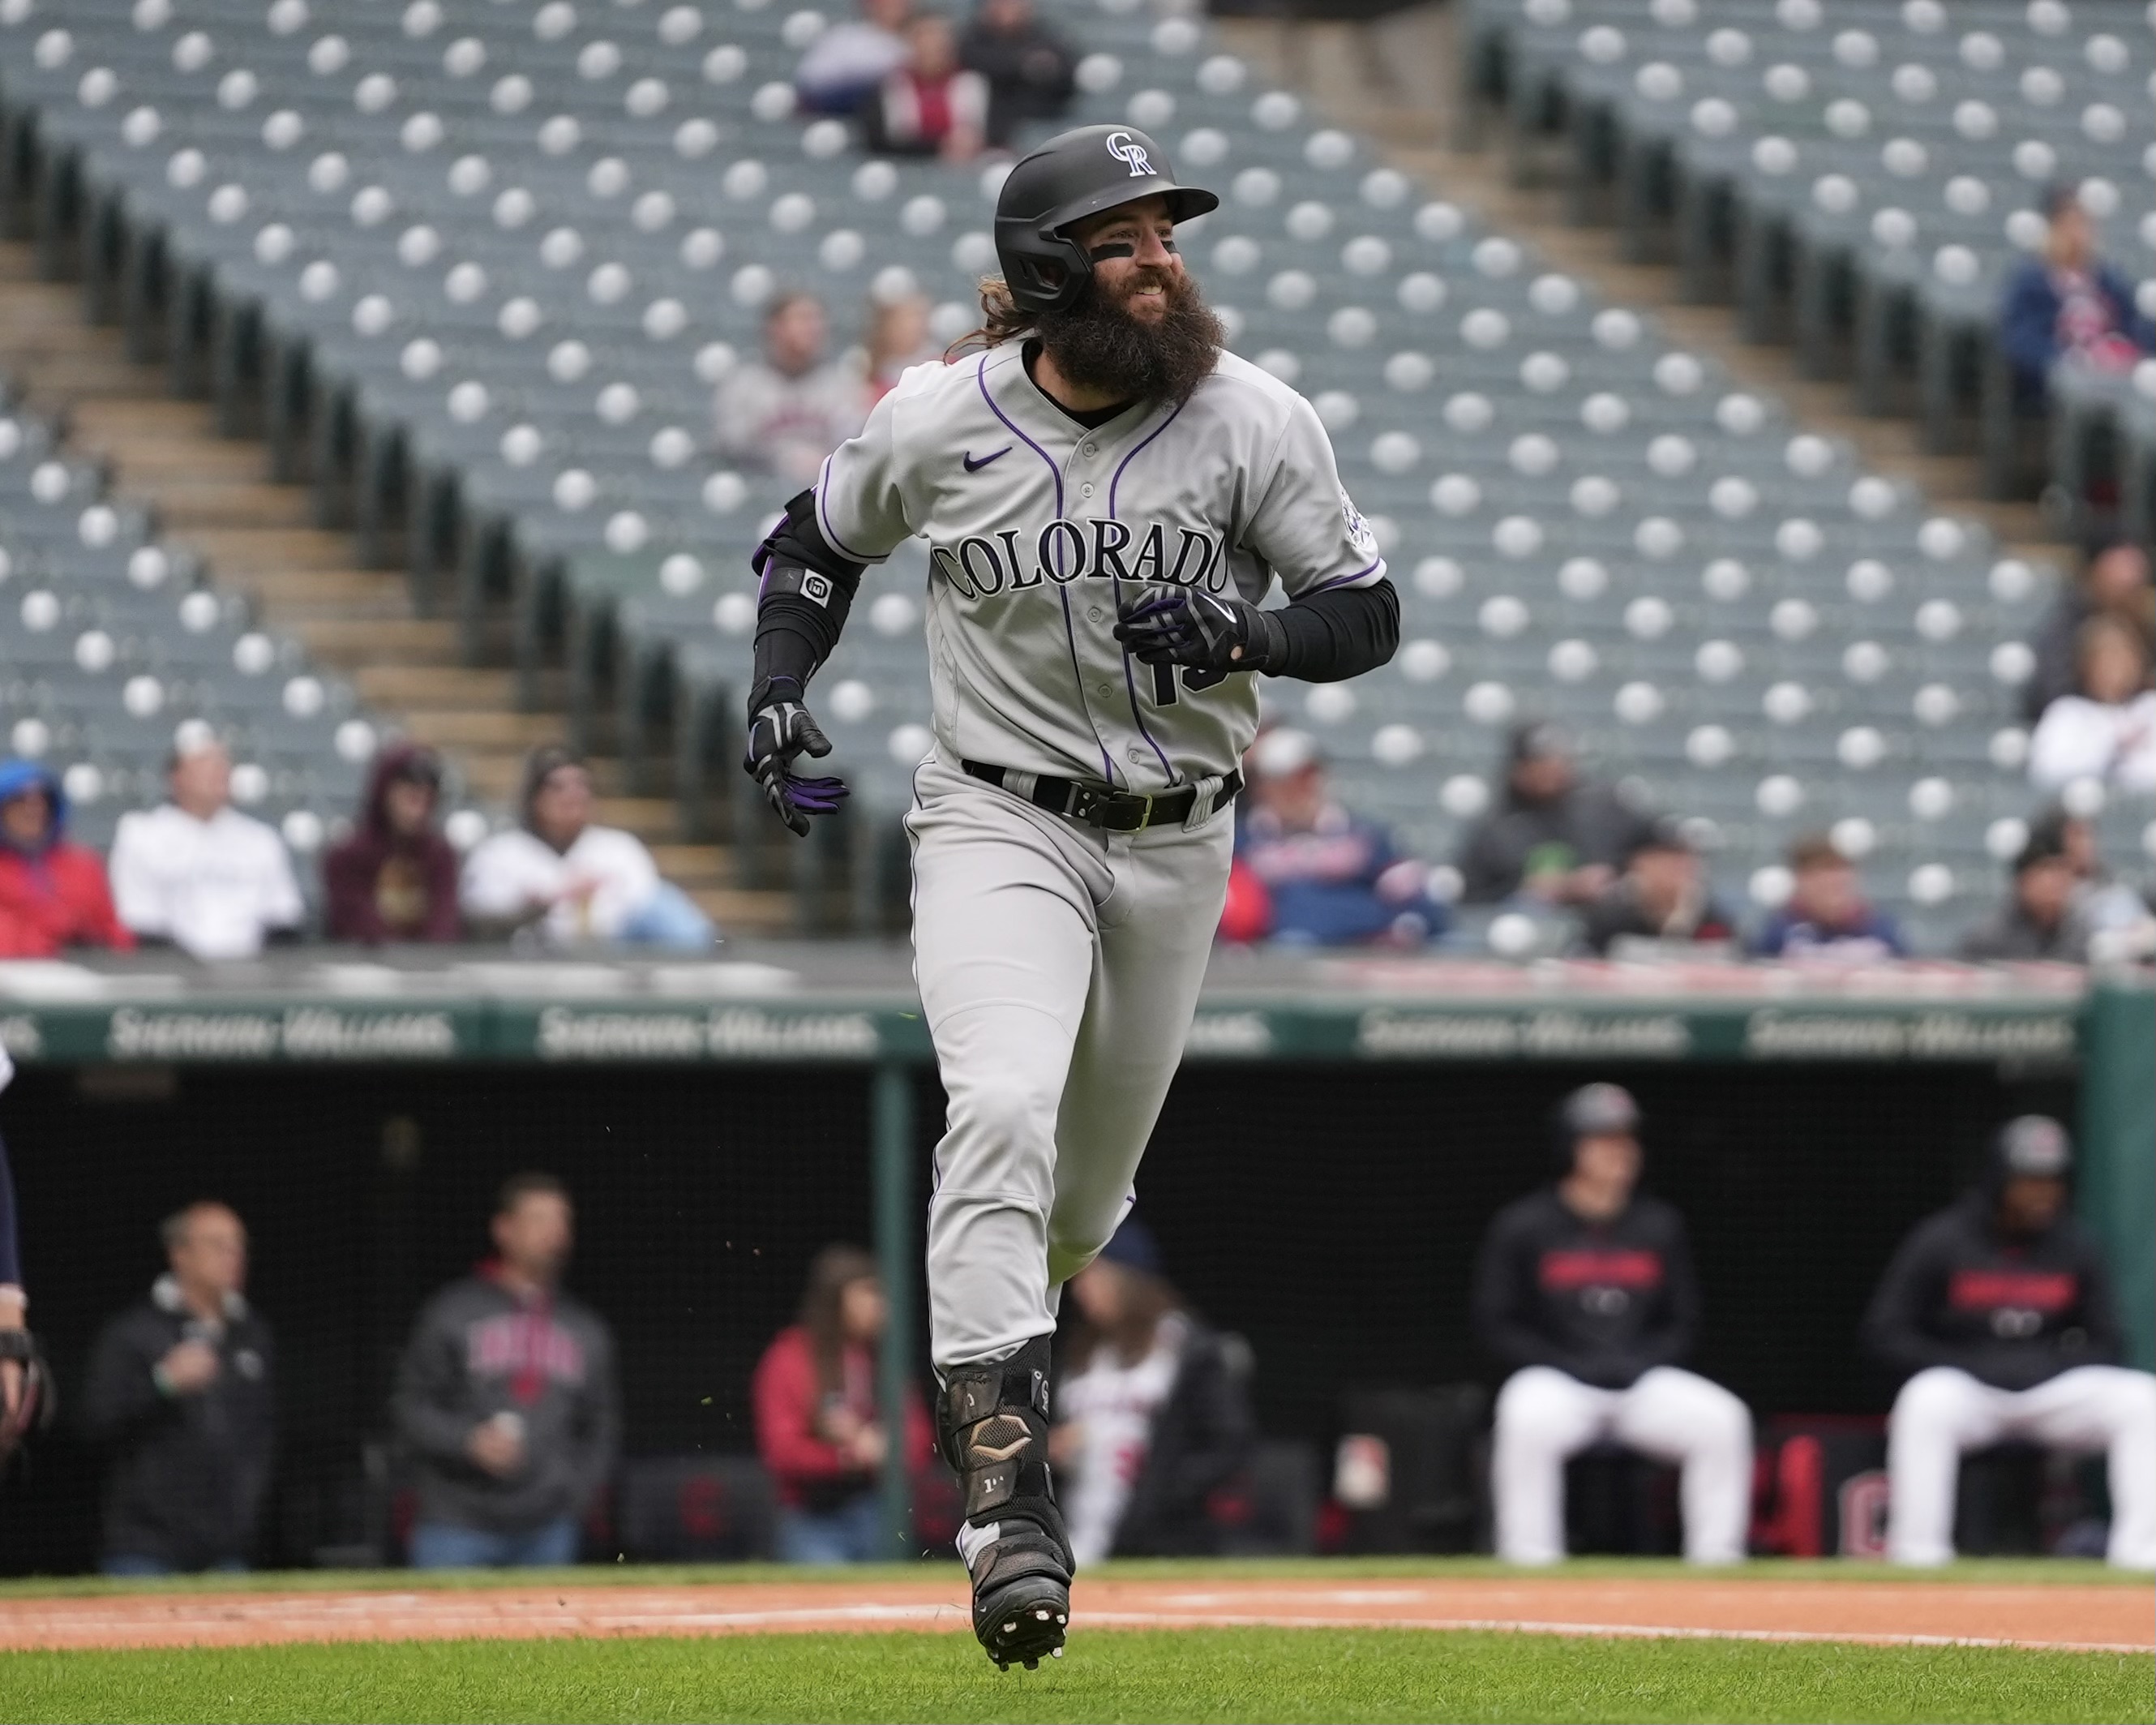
1892,1366,1975,1429
1698,1384,1753,1456
949,1071,1059,1159
1495,1368,1574,1438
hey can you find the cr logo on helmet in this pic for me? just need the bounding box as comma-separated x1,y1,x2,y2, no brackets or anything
1104,131,1154,177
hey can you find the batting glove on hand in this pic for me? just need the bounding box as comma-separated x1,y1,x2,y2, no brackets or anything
743,681,849,838
1112,587,1282,676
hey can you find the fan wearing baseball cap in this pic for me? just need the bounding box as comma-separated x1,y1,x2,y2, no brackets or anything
1862,1117,2154,1568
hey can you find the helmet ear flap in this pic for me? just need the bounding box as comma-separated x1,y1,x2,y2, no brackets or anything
993,221,1095,316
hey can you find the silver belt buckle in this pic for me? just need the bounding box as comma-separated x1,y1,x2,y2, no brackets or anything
1129,792,1155,831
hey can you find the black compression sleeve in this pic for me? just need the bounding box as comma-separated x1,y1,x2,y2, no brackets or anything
749,490,865,702
1257,577,1399,683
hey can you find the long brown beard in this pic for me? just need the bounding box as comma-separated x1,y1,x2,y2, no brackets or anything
1034,266,1223,408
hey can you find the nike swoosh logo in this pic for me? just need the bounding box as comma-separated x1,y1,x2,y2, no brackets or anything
963,447,1010,472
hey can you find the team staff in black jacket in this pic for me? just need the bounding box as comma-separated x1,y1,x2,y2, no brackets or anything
1863,1117,2154,1568
81,1204,274,1574
1472,1085,1751,1564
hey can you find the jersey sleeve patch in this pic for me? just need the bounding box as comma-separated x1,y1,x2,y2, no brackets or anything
1339,485,1378,560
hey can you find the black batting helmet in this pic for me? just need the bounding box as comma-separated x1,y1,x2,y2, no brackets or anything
992,124,1220,316
1550,1082,1642,1174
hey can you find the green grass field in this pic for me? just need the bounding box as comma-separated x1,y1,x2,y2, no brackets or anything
3,1629,2149,1725
2,1562,2147,1725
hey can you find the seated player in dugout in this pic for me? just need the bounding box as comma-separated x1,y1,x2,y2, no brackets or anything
738,124,1397,1667
1862,1116,2154,1570
1472,1084,1753,1565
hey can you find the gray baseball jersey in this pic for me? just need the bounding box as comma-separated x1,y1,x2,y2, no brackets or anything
815,342,1386,789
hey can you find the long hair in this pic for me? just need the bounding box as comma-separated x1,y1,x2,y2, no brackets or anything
798,1243,880,1393
945,274,1032,358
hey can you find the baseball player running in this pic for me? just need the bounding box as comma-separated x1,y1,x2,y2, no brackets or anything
742,124,1398,1666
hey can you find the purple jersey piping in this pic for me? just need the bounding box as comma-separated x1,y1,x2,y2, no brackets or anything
1304,557,1385,595
976,353,1120,787
1107,398,1187,788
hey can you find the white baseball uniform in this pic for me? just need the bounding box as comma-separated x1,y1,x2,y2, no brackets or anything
1492,1364,1755,1565
1886,1364,2156,1569
813,342,1386,1368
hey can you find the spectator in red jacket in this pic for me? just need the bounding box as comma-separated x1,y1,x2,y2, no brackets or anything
0,759,132,958
752,1246,932,1564
323,743,461,943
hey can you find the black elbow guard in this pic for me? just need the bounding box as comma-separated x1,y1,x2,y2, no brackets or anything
752,488,864,669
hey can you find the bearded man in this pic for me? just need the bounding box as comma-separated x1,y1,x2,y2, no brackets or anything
737,124,1399,1666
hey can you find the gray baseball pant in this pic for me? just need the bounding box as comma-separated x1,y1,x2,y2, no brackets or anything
905,749,1232,1370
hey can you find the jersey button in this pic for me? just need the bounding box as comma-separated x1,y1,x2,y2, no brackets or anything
1126,748,1146,763
1080,483,1095,498
1082,443,1098,457
1087,605,1105,622
1095,682,1112,697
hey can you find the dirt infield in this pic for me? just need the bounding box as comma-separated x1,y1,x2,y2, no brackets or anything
2,1576,2146,1655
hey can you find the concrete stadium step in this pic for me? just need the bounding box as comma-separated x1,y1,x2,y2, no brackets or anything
0,232,789,936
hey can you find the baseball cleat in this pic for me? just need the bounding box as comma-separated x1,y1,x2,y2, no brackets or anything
978,1584,1069,1671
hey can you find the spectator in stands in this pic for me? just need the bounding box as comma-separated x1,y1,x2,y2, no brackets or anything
752,1245,932,1564
2022,536,2154,721
323,743,461,945
865,292,937,400
1578,818,1738,958
82,1203,274,1574
713,292,871,486
2040,805,2156,960
2027,617,2156,793
394,1173,619,1569
1957,821,2090,963
1999,183,2156,400
1749,834,1906,962
1456,722,1657,907
794,0,912,116
461,746,712,950
1221,728,1447,947
1052,1216,1254,1565
1472,1085,1751,1567
106,733,305,960
960,0,1076,150
1862,1117,2154,1569
859,15,990,162
0,758,131,958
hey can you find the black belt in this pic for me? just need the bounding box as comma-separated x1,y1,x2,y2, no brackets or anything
962,761,1242,833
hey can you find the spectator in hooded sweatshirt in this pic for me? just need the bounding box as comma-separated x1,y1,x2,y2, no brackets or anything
1455,723,1657,907
106,734,304,959
1749,834,1907,962
1863,1117,2153,1569
859,15,990,161
460,746,713,950
82,1203,275,1574
394,1174,620,1568
795,0,912,116
0,758,132,958
324,744,461,944
752,1245,933,1564
1224,727,1446,947
960,0,1075,149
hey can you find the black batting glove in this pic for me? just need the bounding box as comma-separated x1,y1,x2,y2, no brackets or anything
1113,586,1284,676
743,677,849,837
